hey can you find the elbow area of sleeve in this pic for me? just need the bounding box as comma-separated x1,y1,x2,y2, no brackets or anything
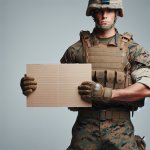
131,68,150,81
137,77,150,88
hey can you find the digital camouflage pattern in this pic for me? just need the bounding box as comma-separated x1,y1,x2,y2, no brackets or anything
135,135,146,150
86,0,124,17
131,68,150,89
61,29,149,150
128,43,150,68
67,114,139,150
60,30,150,84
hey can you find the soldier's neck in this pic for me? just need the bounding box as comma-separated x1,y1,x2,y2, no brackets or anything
95,27,116,39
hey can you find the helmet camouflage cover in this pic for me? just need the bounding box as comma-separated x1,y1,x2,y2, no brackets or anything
86,0,124,17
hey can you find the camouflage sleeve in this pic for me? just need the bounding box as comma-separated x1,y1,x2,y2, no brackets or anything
137,77,150,88
60,40,83,63
128,42,150,70
129,42,150,88
131,68,150,88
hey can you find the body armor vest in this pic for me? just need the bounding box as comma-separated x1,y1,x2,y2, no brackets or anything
80,31,144,111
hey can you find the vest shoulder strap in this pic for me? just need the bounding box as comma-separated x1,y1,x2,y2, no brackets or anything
80,30,92,47
120,32,133,50
80,30,92,62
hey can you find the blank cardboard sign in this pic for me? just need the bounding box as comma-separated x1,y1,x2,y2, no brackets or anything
26,64,92,107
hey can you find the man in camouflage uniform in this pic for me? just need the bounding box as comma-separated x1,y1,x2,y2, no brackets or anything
20,0,150,149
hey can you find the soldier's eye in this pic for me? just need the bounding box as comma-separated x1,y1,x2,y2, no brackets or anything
107,8,114,13
94,9,100,14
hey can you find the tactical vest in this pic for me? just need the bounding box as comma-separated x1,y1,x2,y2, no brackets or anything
80,30,144,111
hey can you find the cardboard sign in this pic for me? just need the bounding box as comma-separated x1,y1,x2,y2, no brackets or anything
26,64,92,107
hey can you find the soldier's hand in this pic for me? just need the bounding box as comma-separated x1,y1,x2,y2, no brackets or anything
20,74,37,96
78,81,112,103
78,81,103,97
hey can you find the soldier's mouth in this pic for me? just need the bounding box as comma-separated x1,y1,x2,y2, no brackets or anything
100,21,109,25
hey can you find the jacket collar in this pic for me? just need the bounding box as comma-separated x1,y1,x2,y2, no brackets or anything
92,28,120,46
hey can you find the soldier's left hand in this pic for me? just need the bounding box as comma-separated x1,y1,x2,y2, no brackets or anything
78,81,112,103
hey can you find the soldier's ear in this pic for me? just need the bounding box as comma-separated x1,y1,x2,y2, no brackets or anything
114,10,118,23
115,10,120,17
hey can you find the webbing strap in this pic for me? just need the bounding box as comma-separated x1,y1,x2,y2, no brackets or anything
78,109,130,121
88,56,123,63
80,31,91,63
120,32,133,50
92,63,123,70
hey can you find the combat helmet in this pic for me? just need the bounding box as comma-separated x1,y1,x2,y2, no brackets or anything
86,0,124,17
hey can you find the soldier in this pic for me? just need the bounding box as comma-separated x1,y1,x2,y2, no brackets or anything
20,0,150,149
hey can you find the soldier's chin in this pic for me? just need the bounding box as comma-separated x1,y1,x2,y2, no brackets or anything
96,25,113,31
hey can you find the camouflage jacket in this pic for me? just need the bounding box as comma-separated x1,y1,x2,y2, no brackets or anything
60,29,150,111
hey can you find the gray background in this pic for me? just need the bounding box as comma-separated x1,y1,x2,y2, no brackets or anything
1,0,150,149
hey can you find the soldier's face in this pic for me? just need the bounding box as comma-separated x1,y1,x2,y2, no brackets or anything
94,8,116,31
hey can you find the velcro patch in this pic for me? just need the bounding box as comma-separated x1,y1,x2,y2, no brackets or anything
101,0,110,5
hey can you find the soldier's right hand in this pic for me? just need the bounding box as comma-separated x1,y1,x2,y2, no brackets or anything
20,74,37,96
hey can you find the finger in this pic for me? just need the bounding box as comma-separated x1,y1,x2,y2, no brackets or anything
22,85,37,91
23,89,33,96
81,95,92,103
78,89,92,95
23,80,37,86
81,95,91,99
81,81,95,86
78,85,91,90
24,76,35,81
